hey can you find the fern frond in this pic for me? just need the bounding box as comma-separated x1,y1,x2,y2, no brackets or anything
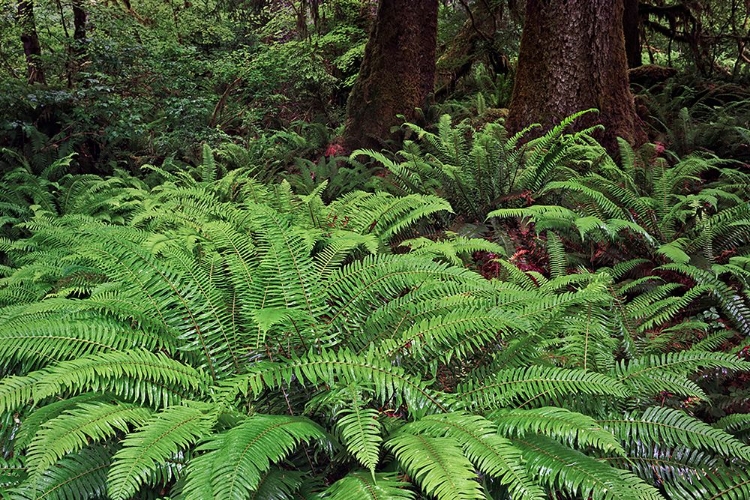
319,471,415,499
401,412,545,499
606,444,718,486
107,401,217,500
250,468,307,500
0,350,206,418
335,385,382,474
600,406,750,461
25,401,153,473
386,432,484,500
491,407,625,456
513,435,663,500
221,347,449,418
714,413,750,438
611,350,750,400
664,468,750,500
456,366,628,411
21,444,112,500
181,414,327,500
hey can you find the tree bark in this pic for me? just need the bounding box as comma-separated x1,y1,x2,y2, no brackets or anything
342,0,438,152
66,0,88,86
623,0,641,68
73,0,87,43
18,0,46,85
506,0,644,155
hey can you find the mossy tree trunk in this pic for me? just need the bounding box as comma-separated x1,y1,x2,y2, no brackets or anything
18,0,45,85
342,0,438,152
506,0,643,155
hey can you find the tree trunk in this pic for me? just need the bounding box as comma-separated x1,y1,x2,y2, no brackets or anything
18,0,46,85
73,0,87,43
623,0,641,68
67,0,87,86
506,0,644,155
342,0,438,152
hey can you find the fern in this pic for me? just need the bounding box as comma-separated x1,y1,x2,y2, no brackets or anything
398,412,545,499
600,406,750,461
24,401,153,474
386,432,484,500
318,471,415,499
513,435,663,500
181,414,327,500
107,402,217,500
334,385,383,474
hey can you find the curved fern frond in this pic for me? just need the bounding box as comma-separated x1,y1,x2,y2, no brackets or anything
513,435,663,500
319,471,415,500
25,401,153,473
181,414,327,500
401,412,545,500
611,350,750,400
21,444,113,500
221,347,449,418
386,432,484,500
107,401,217,500
335,385,383,474
491,407,625,456
600,406,750,461
456,366,628,411
664,469,750,500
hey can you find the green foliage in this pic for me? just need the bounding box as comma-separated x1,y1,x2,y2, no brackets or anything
2,115,750,499
355,110,597,222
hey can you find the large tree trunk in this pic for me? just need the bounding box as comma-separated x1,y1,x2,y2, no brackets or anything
623,0,642,68
506,0,643,155
342,0,438,152
18,0,46,85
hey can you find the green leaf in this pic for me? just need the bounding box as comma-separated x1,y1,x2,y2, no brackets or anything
26,401,153,473
402,413,545,500
386,433,484,500
318,471,415,500
335,386,382,474
182,414,328,500
107,402,216,500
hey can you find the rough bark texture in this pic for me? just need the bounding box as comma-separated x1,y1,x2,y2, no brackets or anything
507,0,644,155
18,0,46,85
342,0,438,152
623,0,642,68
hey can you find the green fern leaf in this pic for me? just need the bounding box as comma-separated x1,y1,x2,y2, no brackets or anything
664,468,750,500
600,406,750,461
457,366,628,411
318,471,415,500
107,401,217,500
402,413,545,500
335,385,382,474
250,468,307,500
182,414,327,500
28,349,210,411
491,407,625,456
513,435,663,500
25,401,153,473
21,444,112,500
386,432,484,500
